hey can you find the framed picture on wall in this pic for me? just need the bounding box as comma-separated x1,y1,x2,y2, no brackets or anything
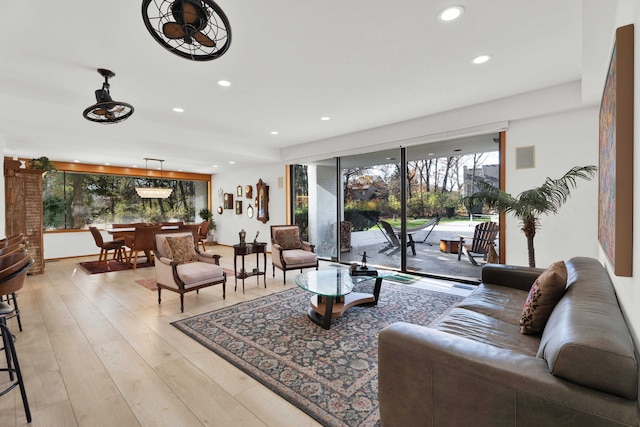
235,200,243,215
223,193,233,209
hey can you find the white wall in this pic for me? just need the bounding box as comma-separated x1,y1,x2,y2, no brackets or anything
211,162,288,250
606,0,640,343
45,230,103,259
504,107,599,267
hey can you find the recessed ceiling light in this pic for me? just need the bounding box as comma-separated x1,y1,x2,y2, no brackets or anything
438,6,464,22
270,131,279,135
172,107,184,113
228,161,235,164
472,54,492,64
74,159,80,163
212,165,219,168
104,163,110,166
320,116,331,121
428,153,435,156
217,80,231,87
132,164,138,168
453,149,462,152
385,157,395,160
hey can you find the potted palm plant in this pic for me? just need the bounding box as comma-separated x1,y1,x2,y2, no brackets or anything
464,165,596,267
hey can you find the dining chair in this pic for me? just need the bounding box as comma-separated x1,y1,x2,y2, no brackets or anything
197,221,210,253
89,226,125,262
124,225,162,270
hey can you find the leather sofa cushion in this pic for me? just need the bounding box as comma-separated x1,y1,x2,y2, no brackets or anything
456,283,529,325
432,307,541,356
538,257,638,400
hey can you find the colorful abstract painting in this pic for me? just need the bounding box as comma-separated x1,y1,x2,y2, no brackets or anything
598,24,634,277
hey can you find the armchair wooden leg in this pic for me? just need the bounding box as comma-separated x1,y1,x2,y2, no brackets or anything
157,288,162,305
180,294,184,313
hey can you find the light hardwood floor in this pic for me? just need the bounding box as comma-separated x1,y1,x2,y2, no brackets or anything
0,245,322,427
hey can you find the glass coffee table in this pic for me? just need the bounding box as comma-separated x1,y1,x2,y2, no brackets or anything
295,269,383,330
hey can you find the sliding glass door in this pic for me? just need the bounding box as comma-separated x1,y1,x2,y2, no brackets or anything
290,132,501,281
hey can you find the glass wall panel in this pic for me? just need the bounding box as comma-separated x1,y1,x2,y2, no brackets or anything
43,171,208,230
339,149,402,271
405,135,500,280
291,161,339,260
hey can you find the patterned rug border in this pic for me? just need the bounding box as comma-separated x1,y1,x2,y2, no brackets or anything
171,283,463,426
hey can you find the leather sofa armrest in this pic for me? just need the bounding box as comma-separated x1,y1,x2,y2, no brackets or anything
481,263,545,291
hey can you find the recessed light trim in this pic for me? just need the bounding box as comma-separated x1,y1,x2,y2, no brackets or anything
438,6,464,22
217,80,231,87
472,54,492,64
320,116,331,121
172,107,184,113
228,161,235,164
270,131,279,135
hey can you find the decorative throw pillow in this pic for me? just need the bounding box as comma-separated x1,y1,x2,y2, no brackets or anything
520,261,568,335
275,228,302,250
165,236,199,264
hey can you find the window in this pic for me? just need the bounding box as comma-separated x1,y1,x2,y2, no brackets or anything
43,170,208,230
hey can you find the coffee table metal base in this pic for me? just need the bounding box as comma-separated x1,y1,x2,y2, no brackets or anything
307,277,383,330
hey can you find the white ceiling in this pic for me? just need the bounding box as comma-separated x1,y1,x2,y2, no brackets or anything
0,1,615,174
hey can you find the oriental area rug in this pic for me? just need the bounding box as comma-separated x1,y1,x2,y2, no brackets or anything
172,280,464,426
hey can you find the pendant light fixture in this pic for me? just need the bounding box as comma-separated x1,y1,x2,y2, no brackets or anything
136,158,173,198
83,68,134,124
141,0,232,61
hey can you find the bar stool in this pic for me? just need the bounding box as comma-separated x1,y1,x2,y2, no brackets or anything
0,302,31,422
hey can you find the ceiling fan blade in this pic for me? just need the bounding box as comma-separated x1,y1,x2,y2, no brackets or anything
163,22,186,39
194,31,216,47
93,109,108,116
182,2,198,25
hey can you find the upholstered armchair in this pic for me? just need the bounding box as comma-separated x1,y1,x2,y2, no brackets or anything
270,225,318,284
153,230,226,312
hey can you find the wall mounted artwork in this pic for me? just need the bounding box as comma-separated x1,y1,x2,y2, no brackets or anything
598,24,634,277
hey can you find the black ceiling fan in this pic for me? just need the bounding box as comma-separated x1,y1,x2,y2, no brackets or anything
142,0,232,61
82,69,134,124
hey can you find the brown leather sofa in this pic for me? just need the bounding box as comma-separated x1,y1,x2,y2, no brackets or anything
378,257,640,426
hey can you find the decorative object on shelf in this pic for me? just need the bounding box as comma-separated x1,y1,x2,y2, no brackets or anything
135,158,173,198
256,179,269,223
246,204,254,219
254,230,260,243
598,24,634,277
223,193,233,209
217,206,223,214
83,68,134,124
141,0,232,62
239,229,246,245
235,200,242,214
245,185,253,199
237,185,242,197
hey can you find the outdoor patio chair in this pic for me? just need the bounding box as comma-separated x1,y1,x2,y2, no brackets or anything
378,220,416,256
400,215,441,245
458,221,500,266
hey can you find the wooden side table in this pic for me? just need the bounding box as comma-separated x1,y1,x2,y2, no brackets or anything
233,242,267,293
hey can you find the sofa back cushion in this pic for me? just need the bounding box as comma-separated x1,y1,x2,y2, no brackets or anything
537,257,638,400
